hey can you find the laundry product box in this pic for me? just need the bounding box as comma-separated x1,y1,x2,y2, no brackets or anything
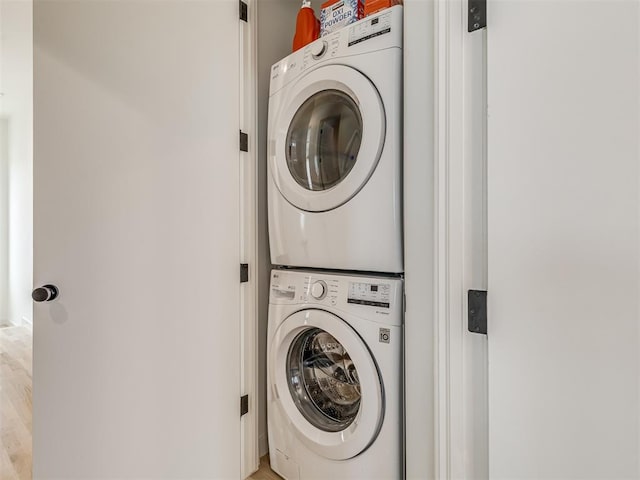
320,0,364,36
364,0,402,17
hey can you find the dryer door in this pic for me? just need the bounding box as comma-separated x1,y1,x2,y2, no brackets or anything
270,309,384,460
269,65,385,212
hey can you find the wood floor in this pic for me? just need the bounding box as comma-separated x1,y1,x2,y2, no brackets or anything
0,324,279,480
249,456,283,480
0,325,32,480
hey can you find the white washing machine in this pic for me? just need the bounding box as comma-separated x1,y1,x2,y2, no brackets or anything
267,269,403,479
267,6,403,273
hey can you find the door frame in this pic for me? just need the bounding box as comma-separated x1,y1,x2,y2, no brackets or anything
404,0,487,478
433,0,487,478
243,0,487,476
240,0,259,476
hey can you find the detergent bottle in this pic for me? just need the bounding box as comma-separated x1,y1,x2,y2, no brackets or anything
292,0,320,52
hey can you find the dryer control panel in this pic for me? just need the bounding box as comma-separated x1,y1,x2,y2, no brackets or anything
270,269,403,326
268,5,403,97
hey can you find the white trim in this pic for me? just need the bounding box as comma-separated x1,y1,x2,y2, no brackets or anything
240,0,259,477
434,0,454,475
433,0,489,478
461,2,489,478
403,0,436,477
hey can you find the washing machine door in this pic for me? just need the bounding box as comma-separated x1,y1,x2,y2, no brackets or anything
270,65,385,212
270,309,384,460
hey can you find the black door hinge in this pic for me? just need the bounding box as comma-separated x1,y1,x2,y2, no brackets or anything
468,290,487,334
240,264,249,283
239,0,248,22
240,394,249,417
239,130,248,152
468,0,486,32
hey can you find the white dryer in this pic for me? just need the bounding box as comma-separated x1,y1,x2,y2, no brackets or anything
267,6,403,273
267,269,403,479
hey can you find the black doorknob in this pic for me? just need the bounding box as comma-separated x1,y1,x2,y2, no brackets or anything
32,285,59,302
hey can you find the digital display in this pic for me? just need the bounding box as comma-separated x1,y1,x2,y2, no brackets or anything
348,10,392,47
348,281,390,308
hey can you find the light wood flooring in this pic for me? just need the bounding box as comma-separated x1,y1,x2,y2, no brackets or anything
0,324,279,480
0,325,32,480
249,456,283,480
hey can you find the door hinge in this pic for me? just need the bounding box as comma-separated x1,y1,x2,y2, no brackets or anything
468,290,487,334
240,394,249,417
240,263,249,283
239,0,248,22
468,0,486,32
239,130,248,152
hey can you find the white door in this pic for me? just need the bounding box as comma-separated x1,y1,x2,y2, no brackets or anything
33,1,242,478
487,1,639,478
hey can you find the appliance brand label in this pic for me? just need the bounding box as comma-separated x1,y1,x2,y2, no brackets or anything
271,273,296,300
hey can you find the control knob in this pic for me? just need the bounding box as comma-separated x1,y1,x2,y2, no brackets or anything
310,280,327,300
311,41,328,59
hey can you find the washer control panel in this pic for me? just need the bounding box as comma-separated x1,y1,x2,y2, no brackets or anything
270,270,403,324
347,282,391,308
302,276,340,306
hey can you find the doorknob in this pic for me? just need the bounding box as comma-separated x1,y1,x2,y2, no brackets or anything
32,285,59,302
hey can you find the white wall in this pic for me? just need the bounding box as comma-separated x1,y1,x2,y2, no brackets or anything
256,0,301,457
0,0,33,327
0,118,8,325
487,1,640,478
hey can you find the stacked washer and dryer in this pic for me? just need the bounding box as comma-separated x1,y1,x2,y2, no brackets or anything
266,6,404,479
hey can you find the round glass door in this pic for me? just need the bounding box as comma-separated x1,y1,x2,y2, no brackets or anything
269,65,385,212
270,308,384,460
286,90,362,192
287,328,361,432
